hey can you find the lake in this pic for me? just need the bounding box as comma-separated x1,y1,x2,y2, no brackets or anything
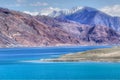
1,46,120,80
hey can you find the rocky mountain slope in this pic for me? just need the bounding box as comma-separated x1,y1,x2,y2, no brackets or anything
36,16,120,45
0,7,83,47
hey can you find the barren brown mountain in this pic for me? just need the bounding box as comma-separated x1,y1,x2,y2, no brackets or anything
0,8,82,47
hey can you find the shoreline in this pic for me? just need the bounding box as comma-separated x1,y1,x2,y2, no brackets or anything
0,44,114,49
21,47,120,63
20,59,120,63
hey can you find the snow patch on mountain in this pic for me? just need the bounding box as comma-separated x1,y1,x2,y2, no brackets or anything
23,11,39,16
38,6,83,17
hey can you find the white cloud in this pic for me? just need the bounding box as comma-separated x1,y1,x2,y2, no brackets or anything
23,11,39,16
100,5,120,16
30,2,48,7
5,4,21,7
23,7,62,16
5,0,25,7
16,0,26,3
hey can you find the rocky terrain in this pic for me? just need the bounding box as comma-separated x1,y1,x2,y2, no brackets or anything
0,7,83,47
0,7,119,47
38,47,120,62
36,16,120,45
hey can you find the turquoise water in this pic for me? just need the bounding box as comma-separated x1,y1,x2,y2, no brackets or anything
1,46,120,80
0,62,120,80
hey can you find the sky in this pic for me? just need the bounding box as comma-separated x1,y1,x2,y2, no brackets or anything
0,0,120,16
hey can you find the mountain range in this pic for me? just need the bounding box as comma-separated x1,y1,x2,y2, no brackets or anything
64,7,120,32
39,7,120,32
0,7,120,47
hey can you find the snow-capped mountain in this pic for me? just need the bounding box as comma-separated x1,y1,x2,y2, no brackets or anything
64,7,120,31
38,6,83,17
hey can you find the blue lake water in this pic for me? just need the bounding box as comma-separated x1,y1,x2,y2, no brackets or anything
1,46,120,80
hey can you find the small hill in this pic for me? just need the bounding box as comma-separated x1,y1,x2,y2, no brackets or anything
41,47,120,62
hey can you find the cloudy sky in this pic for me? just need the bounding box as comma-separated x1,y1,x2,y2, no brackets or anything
0,0,120,16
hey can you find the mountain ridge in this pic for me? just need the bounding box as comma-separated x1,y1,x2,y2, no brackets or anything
38,6,120,32
63,7,120,32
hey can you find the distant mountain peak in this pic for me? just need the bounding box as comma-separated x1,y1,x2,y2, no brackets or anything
82,7,98,12
69,6,83,13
